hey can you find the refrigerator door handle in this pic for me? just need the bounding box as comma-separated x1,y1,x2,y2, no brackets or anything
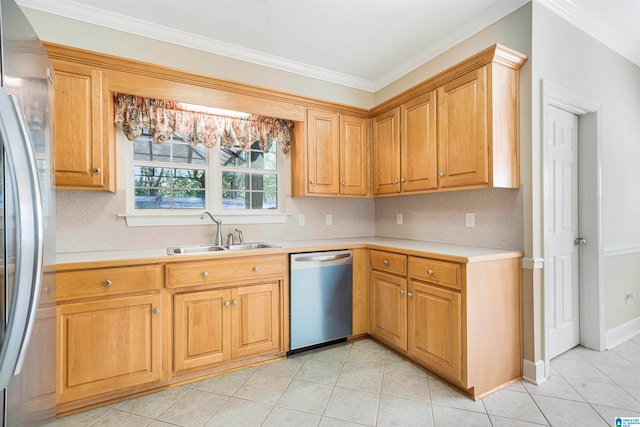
0,87,45,389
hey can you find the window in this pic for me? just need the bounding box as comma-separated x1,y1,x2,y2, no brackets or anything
221,141,279,211
126,130,284,224
132,130,207,210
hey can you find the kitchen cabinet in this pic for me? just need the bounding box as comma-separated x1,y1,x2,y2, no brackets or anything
168,255,284,374
369,250,407,349
372,44,526,196
293,109,369,197
373,92,438,196
369,249,521,400
173,282,281,373
56,264,164,408
51,59,114,191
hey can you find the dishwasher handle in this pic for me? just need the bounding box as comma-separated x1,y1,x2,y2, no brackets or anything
294,253,351,263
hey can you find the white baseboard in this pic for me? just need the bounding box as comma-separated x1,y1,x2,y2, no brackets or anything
522,358,546,385
605,317,640,349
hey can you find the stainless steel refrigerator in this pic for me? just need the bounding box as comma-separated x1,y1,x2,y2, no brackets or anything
0,0,55,425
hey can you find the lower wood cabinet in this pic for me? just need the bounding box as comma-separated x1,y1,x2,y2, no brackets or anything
369,249,521,400
56,293,163,406
173,282,281,373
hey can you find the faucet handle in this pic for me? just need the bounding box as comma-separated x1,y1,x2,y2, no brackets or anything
234,228,244,244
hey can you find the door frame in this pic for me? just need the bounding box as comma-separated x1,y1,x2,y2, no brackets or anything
541,79,604,376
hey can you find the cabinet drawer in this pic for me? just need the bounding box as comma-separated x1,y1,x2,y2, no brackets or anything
370,250,407,275
57,264,163,301
408,257,461,290
167,255,285,289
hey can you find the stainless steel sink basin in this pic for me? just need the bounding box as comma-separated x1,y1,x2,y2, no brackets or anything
222,242,280,251
167,242,280,255
167,245,227,255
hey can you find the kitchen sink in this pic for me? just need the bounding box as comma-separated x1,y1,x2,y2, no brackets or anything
167,245,227,255
167,242,280,255
222,242,281,251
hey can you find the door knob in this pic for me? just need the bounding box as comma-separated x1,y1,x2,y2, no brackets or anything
399,290,405,295
407,292,413,298
154,308,160,314
574,237,587,246
438,172,444,177
104,280,112,286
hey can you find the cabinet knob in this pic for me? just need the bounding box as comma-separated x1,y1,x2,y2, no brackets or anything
224,301,230,307
310,180,315,185
253,266,260,272
393,179,399,184
94,167,101,173
438,172,444,177
407,292,413,298
427,269,434,275
105,279,112,286
203,271,209,277
399,290,405,295
232,300,238,305
341,181,346,186
154,307,160,314
401,178,406,183
383,260,389,265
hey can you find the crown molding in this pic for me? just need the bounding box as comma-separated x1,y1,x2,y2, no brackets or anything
17,0,376,92
535,0,640,67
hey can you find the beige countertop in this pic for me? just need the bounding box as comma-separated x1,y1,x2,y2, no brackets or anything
55,237,523,270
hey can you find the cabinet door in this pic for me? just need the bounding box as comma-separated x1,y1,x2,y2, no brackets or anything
408,281,462,382
372,108,401,195
401,91,438,192
52,60,110,190
57,293,163,404
340,115,369,196
437,66,488,188
173,290,231,373
370,271,407,351
231,282,281,358
306,109,340,195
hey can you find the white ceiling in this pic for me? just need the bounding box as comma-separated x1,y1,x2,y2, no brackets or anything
17,0,640,92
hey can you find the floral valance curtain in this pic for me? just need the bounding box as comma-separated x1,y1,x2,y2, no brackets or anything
113,93,293,153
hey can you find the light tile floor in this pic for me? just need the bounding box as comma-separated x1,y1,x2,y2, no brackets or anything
58,335,640,427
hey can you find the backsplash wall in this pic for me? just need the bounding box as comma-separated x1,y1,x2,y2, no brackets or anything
375,188,524,250
56,190,375,253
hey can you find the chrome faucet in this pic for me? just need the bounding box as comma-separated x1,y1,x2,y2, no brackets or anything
234,228,244,244
201,211,223,246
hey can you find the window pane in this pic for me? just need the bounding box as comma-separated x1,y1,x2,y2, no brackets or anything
222,171,248,191
221,147,249,168
173,143,206,165
134,188,170,209
171,189,205,209
222,191,248,210
173,168,205,188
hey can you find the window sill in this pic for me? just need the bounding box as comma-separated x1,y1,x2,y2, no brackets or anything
119,212,291,227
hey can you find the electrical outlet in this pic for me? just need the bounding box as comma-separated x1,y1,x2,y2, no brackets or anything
465,213,475,228
298,214,305,226
397,213,403,225
625,291,637,304
326,214,332,225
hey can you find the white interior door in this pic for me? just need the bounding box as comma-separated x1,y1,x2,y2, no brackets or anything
547,105,580,358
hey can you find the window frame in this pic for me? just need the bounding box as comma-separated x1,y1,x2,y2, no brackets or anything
123,132,288,227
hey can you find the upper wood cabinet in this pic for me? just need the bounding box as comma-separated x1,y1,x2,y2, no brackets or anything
372,44,526,196
373,92,438,196
51,59,114,191
292,108,370,197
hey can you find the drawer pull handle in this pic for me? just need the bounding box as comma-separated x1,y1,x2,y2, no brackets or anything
153,307,160,314
203,271,209,277
105,280,112,286
399,290,405,295
253,266,259,272
224,301,230,307
383,260,389,265
427,269,434,275
407,292,413,298
232,300,238,305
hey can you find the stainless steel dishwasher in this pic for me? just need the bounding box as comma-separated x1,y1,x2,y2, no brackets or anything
289,250,353,352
